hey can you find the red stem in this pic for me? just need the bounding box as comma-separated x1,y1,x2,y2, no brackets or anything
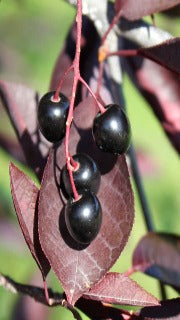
53,64,74,101
124,266,137,277
79,76,106,113
70,155,79,171
101,9,122,45
96,9,122,100
107,49,138,57
43,279,50,305
96,61,104,98
53,0,105,199
124,262,151,277
64,0,83,201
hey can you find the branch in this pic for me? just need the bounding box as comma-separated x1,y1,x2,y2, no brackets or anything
128,144,154,231
0,273,82,320
0,273,128,320
0,272,62,306
0,272,135,320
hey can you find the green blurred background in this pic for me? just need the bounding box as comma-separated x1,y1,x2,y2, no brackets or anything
0,1,179,319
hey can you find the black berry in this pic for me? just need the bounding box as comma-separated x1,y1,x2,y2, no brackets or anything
65,192,102,244
38,91,69,143
92,104,131,155
62,153,101,196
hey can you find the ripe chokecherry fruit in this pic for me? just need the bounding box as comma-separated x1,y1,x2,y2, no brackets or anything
37,91,69,143
92,104,131,155
62,153,101,196
65,192,102,244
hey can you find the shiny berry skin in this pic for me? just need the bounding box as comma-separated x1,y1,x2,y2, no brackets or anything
62,153,101,196
65,192,102,244
38,91,69,143
92,104,131,155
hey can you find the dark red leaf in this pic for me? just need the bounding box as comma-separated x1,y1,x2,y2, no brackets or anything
9,162,50,278
84,272,159,307
136,298,180,320
115,0,180,20
77,299,124,320
38,96,134,305
162,4,180,17
0,81,52,180
125,53,180,153
132,232,180,288
139,38,180,75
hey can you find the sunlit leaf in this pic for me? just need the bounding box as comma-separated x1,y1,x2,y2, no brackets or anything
38,97,134,305
10,162,50,278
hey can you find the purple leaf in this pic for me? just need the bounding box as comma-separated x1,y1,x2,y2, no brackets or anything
162,5,180,17
9,162,50,278
125,54,180,153
0,81,52,180
77,299,124,320
136,298,180,320
38,96,134,305
84,272,159,307
132,232,180,288
139,38,180,75
115,0,180,20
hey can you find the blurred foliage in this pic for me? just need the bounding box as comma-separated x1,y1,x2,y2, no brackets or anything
0,0,179,319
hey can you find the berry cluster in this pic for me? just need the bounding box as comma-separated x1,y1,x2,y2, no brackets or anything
37,91,131,244
62,154,102,244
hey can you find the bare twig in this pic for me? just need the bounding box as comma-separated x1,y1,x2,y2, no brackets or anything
0,272,133,320
0,273,132,320
128,144,154,231
0,272,63,306
0,273,82,320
